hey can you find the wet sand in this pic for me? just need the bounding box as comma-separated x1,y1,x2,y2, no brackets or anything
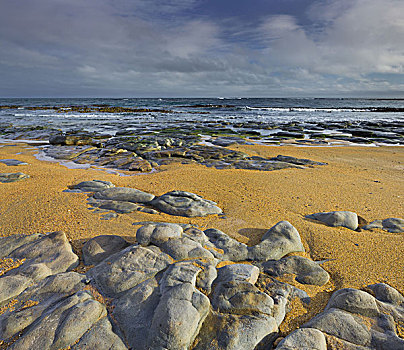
1,142,403,331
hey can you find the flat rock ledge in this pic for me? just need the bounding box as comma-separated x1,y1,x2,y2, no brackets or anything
68,180,223,218
0,224,402,350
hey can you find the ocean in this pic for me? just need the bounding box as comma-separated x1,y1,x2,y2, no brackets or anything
1,98,403,136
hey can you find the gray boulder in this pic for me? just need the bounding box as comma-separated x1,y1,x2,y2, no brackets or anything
87,244,173,297
93,186,155,203
301,285,404,349
136,223,183,246
68,180,115,192
0,233,42,258
113,260,210,350
82,235,130,265
8,291,109,350
71,317,127,350
306,211,358,230
215,263,260,285
0,172,29,183
276,328,327,350
0,231,79,303
151,190,222,217
204,228,249,261
262,256,330,286
248,221,305,261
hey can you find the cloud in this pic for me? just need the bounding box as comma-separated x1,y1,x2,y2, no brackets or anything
0,0,403,96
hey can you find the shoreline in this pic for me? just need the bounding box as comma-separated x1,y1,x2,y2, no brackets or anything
1,141,403,336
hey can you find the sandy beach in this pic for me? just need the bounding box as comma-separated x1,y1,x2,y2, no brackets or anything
1,142,403,335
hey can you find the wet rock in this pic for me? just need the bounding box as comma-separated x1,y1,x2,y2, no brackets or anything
306,211,358,230
262,256,330,286
151,190,222,217
211,136,251,147
93,186,155,203
269,155,327,166
0,159,28,166
69,180,115,192
276,328,327,350
0,172,29,183
82,235,130,266
49,133,95,146
248,221,305,261
87,245,173,297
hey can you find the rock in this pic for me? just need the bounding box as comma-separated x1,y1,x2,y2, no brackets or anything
0,234,42,258
382,218,404,233
301,285,404,349
87,245,173,297
215,263,260,285
0,172,29,183
204,228,249,261
303,308,372,346
136,223,183,246
269,155,327,166
262,256,330,286
362,220,383,230
82,235,130,265
7,291,107,350
306,211,358,230
0,159,28,166
69,180,115,192
71,317,127,349
248,221,305,261
1,231,79,303
93,186,155,203
0,272,87,341
367,283,404,306
49,133,95,146
276,328,327,350
112,261,210,350
325,288,379,317
151,190,222,217
98,200,140,213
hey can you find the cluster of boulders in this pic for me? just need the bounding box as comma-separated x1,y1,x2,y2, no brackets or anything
69,180,223,218
43,133,327,172
1,219,403,349
306,210,404,233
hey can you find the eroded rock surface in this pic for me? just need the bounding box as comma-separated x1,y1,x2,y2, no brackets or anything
1,222,402,350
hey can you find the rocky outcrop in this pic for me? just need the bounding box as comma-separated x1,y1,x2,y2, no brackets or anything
0,222,402,350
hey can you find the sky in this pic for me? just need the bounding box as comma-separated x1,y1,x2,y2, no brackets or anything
0,0,403,98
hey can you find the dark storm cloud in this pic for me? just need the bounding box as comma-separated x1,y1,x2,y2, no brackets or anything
0,0,403,97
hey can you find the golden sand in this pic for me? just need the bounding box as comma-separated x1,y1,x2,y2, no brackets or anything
0,142,403,331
